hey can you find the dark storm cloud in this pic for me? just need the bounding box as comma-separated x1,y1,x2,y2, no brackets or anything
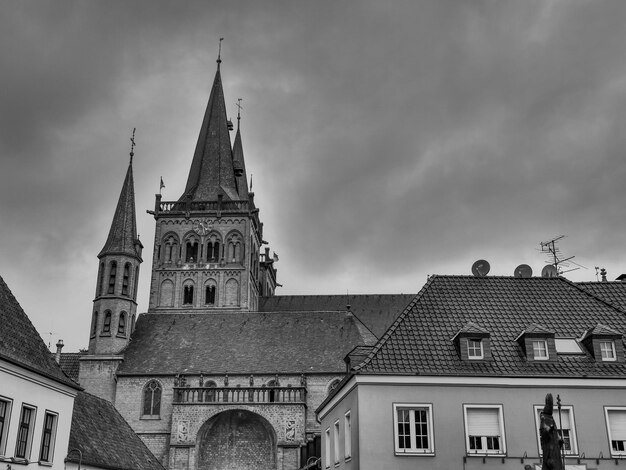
1,0,626,349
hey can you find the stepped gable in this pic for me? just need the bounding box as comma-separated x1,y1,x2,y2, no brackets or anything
259,294,415,338
117,311,377,375
68,391,164,470
0,275,79,389
578,281,626,311
354,275,626,377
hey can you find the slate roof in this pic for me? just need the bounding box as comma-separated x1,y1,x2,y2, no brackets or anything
68,391,164,470
99,161,141,259
117,311,377,375
56,352,83,382
0,275,79,389
578,281,626,311
259,294,415,338
355,275,626,378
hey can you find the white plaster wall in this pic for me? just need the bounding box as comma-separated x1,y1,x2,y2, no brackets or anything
0,359,77,470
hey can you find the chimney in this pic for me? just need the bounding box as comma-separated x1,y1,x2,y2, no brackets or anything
55,339,64,364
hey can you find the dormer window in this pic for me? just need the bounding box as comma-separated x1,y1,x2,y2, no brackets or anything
600,340,617,361
452,322,491,361
532,340,549,360
467,339,484,359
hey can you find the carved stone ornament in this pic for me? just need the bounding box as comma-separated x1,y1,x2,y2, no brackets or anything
176,421,189,442
285,420,296,441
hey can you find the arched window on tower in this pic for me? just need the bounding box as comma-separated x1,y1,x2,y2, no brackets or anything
205,284,217,305
226,232,243,263
185,239,199,262
207,234,221,262
118,311,127,336
162,234,179,263
102,311,112,334
183,284,194,305
142,380,162,417
266,379,279,403
122,263,131,296
108,261,117,294
90,311,98,338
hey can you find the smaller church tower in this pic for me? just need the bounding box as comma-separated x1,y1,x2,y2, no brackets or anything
80,141,142,402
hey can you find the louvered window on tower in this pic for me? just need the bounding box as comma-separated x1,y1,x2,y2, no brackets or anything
102,311,112,334
208,241,220,261
186,241,198,262
108,261,117,294
118,312,126,336
91,311,98,337
205,285,216,305
122,263,131,296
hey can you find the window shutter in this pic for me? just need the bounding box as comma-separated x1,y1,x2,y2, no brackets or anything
609,410,626,441
467,408,500,436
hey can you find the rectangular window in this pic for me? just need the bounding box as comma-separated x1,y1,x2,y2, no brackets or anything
600,341,616,361
464,405,506,455
534,405,578,455
393,403,434,455
606,407,626,456
0,397,12,456
344,411,352,460
334,420,340,464
325,427,331,468
467,339,484,359
39,411,58,463
532,340,549,360
15,404,36,459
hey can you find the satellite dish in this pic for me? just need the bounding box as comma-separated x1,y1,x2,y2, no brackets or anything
471,260,490,277
514,264,533,278
542,265,558,278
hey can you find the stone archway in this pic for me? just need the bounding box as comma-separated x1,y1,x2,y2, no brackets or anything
197,409,277,470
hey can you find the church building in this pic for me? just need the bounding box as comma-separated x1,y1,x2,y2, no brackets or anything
68,55,413,470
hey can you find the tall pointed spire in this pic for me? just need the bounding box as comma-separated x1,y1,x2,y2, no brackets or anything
181,53,238,202
232,99,249,200
99,155,141,259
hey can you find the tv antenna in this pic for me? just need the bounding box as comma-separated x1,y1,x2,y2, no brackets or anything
539,235,586,275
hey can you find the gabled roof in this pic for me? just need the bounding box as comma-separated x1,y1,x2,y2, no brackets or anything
451,321,490,341
578,281,626,312
259,294,415,338
117,311,377,376
68,391,164,470
99,160,141,259
581,323,622,340
0,275,79,389
181,64,238,202
354,275,626,378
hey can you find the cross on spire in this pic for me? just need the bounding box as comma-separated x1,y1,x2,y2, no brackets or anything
236,98,243,125
217,37,224,66
129,128,136,164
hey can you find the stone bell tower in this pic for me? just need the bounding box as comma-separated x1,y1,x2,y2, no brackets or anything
147,56,277,313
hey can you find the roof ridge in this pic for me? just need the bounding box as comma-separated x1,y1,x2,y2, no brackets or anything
354,275,437,372
560,276,626,315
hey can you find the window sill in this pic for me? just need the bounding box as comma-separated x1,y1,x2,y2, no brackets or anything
116,334,127,339
140,415,161,420
38,461,53,467
465,452,506,457
344,456,352,462
99,333,111,337
395,451,435,457
10,457,30,465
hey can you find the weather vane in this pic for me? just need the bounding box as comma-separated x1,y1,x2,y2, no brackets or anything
129,128,136,163
236,98,243,123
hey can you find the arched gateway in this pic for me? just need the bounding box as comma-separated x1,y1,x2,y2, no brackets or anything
197,410,277,470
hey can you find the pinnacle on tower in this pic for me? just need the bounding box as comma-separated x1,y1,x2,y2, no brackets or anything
99,157,142,260
180,60,239,202
232,103,249,200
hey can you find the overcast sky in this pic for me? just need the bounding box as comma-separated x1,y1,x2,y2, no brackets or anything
2,0,626,351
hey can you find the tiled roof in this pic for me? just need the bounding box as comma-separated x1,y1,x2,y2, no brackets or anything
259,294,415,337
451,321,490,340
578,281,626,311
0,275,79,389
581,323,621,340
68,391,164,470
356,275,626,378
117,311,377,375
56,352,83,382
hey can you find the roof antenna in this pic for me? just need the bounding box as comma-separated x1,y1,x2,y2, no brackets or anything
129,128,136,164
217,37,224,67
236,98,244,127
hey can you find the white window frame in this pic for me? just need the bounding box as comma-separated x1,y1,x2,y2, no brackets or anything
605,407,626,457
325,427,331,469
39,410,58,463
0,396,12,457
467,339,484,359
393,403,435,456
463,404,506,455
15,403,37,460
600,340,616,361
333,420,340,465
344,411,352,460
532,340,549,360
533,405,578,456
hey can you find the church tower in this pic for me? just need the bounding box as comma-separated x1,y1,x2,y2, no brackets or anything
148,57,276,313
80,147,143,401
